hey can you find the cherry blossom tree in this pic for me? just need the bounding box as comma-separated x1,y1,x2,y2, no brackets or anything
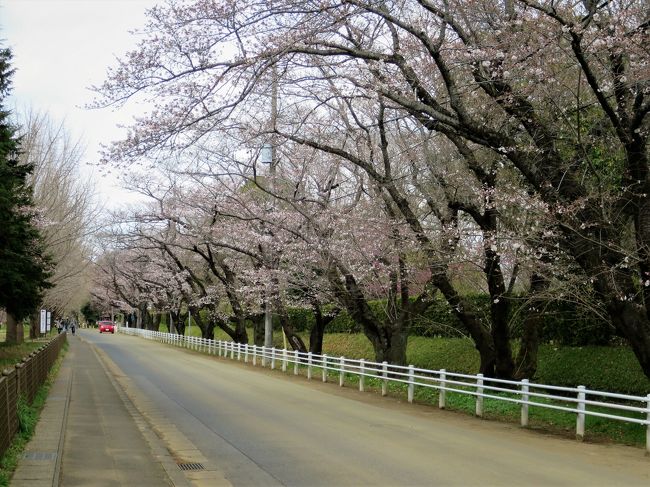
94,0,650,377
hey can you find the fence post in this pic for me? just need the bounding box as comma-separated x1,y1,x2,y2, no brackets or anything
3,373,10,441
307,352,313,380
339,357,345,387
646,394,650,455
521,379,529,427
408,365,414,403
439,369,446,409
230,342,235,360
576,385,586,441
476,373,484,417
359,359,365,392
282,349,287,373
244,344,249,363
294,350,299,375
253,345,257,366
271,348,276,370
261,346,266,367
322,354,328,382
4,369,14,437
381,361,388,397
15,363,23,400
237,343,242,361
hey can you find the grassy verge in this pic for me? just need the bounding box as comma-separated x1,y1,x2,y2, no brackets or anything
0,342,67,486
0,325,52,369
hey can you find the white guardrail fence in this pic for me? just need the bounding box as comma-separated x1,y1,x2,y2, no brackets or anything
118,327,650,453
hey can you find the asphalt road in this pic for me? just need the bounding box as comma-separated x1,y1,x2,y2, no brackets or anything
81,329,650,486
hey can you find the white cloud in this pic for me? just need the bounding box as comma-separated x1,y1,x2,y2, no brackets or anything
1,0,159,208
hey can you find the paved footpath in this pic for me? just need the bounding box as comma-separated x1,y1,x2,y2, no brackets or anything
11,334,190,487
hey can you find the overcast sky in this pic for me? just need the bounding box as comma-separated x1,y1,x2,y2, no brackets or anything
0,0,159,208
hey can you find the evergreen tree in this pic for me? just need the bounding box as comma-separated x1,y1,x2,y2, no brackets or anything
0,46,52,342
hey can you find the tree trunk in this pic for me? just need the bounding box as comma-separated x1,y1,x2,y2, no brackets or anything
309,303,339,355
610,301,650,379
514,274,547,380
385,329,408,366
514,313,540,380
5,313,21,344
191,309,215,339
480,236,515,379
251,314,265,346
152,313,161,332
309,321,325,355
29,312,39,339
275,300,307,353
491,297,515,379
434,274,496,375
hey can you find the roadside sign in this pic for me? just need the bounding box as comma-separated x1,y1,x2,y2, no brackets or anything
40,309,47,334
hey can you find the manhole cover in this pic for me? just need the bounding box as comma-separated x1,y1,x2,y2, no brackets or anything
178,462,204,471
23,452,57,461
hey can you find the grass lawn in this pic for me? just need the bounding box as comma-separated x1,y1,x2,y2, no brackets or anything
0,325,53,369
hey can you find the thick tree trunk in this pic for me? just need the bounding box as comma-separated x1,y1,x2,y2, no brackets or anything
309,304,338,355
251,314,265,346
514,314,540,380
170,310,185,335
514,274,547,379
361,319,409,366
5,313,22,344
490,294,515,379
485,249,515,379
213,315,248,343
191,309,215,340
309,317,325,354
610,301,650,379
434,274,496,376
385,329,408,366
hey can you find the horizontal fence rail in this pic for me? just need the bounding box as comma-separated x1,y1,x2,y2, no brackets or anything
118,327,650,453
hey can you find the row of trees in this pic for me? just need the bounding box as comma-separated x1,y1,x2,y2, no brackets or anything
91,0,649,380
0,46,96,343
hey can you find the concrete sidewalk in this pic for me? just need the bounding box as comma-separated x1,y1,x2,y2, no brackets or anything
11,334,188,487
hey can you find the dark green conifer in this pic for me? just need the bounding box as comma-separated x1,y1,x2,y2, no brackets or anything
0,46,52,342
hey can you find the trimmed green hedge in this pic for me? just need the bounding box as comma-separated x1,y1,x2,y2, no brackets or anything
283,296,614,346
317,333,650,396
205,325,649,395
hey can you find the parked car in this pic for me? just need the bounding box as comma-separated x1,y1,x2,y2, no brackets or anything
98,321,116,334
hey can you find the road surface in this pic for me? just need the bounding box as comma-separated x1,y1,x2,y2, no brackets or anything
79,329,649,486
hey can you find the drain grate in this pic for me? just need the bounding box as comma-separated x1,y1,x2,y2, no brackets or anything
178,462,204,471
23,452,57,461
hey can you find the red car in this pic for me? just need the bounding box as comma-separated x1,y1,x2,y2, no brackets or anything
98,321,116,334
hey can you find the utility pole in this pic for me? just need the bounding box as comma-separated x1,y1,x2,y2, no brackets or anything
264,64,278,353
